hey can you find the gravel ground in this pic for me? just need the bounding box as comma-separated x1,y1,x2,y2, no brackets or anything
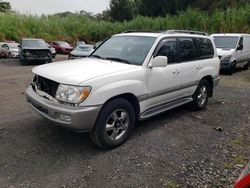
0,57,249,188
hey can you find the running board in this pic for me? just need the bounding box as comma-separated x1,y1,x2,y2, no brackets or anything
140,97,193,120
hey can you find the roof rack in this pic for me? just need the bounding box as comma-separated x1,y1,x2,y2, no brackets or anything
123,30,159,33
166,30,208,36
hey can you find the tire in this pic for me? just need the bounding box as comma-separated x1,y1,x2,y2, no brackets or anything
243,62,249,70
90,98,135,149
227,62,236,75
191,79,210,111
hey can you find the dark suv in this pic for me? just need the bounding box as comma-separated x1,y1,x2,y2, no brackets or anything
19,38,52,65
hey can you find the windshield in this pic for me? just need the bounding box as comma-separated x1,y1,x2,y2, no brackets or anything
76,45,93,52
91,36,156,65
9,43,19,49
213,36,239,49
22,39,46,48
58,41,71,47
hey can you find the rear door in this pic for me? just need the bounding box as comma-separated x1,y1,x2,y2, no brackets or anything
177,37,201,97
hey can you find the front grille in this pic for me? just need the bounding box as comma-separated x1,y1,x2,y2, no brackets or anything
29,50,48,57
33,75,59,98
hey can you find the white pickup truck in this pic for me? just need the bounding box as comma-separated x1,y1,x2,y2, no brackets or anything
26,30,220,149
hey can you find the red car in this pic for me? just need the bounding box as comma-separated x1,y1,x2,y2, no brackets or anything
50,41,73,54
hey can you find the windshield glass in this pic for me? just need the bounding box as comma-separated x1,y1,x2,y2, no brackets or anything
22,39,46,48
58,41,71,47
9,43,19,49
76,45,93,52
91,36,156,65
213,36,239,49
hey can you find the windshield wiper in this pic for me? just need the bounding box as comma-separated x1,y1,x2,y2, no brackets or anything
91,55,105,59
105,57,131,64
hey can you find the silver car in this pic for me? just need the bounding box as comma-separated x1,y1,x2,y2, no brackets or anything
69,45,94,59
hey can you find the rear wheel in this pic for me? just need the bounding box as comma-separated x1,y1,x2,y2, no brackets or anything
90,98,135,149
191,79,210,111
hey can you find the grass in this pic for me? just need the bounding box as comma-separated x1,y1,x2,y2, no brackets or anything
164,180,180,188
0,5,250,43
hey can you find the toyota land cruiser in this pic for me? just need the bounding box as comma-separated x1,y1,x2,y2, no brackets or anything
26,30,220,149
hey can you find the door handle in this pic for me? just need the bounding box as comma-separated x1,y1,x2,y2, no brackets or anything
196,65,201,70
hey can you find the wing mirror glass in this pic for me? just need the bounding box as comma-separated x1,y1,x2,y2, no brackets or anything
237,44,243,51
149,56,168,68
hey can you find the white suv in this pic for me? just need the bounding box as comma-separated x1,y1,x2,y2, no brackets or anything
26,31,220,149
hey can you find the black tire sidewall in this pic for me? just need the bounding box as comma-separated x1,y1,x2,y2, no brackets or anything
92,98,135,149
192,79,210,110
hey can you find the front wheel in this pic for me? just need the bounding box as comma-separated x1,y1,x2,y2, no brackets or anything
191,79,210,111
90,98,135,149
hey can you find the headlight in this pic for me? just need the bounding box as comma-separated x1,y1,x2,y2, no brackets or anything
221,55,232,62
55,84,91,104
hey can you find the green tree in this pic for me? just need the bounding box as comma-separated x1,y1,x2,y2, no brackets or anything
109,0,135,21
0,0,11,13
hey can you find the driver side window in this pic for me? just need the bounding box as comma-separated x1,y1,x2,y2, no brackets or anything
156,38,178,64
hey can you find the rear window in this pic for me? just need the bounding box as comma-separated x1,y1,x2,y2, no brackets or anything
197,38,214,59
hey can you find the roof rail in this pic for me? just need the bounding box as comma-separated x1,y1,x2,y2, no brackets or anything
123,30,159,33
166,30,208,36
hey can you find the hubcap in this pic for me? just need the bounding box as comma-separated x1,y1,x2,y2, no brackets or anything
105,109,129,141
197,85,207,107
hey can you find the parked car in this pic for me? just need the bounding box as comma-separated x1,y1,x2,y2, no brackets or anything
69,45,94,59
46,43,56,58
50,41,73,54
0,46,11,59
19,38,52,65
1,43,20,58
76,40,86,46
94,41,103,49
211,33,250,75
26,30,220,149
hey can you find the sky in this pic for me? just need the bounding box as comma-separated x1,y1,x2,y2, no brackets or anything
6,0,110,15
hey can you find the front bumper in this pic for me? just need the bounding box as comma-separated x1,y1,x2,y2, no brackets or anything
20,55,51,62
26,86,101,132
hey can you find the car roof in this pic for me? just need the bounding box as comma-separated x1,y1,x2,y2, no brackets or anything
115,32,211,39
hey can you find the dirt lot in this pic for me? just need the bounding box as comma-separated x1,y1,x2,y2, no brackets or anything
0,57,250,188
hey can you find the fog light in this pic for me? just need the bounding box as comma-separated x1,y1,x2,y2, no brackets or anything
59,114,72,122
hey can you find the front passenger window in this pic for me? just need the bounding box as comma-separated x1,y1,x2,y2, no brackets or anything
156,38,178,64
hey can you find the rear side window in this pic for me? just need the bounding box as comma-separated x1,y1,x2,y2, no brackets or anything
179,38,199,62
197,38,214,59
156,38,178,64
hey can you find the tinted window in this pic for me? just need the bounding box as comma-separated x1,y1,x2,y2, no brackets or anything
22,39,46,48
179,38,199,62
197,38,214,59
239,37,243,46
156,38,178,64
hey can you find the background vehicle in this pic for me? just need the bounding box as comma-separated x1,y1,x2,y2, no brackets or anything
46,43,56,58
76,40,86,46
211,33,250,75
19,38,52,65
69,44,94,59
94,40,103,49
50,41,73,54
0,46,11,58
1,42,20,58
26,31,220,149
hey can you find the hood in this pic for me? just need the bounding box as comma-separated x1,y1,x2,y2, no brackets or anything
216,48,234,57
32,58,136,85
21,46,49,51
71,50,92,56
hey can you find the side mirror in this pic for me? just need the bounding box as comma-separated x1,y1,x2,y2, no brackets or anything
237,44,243,51
149,56,168,68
